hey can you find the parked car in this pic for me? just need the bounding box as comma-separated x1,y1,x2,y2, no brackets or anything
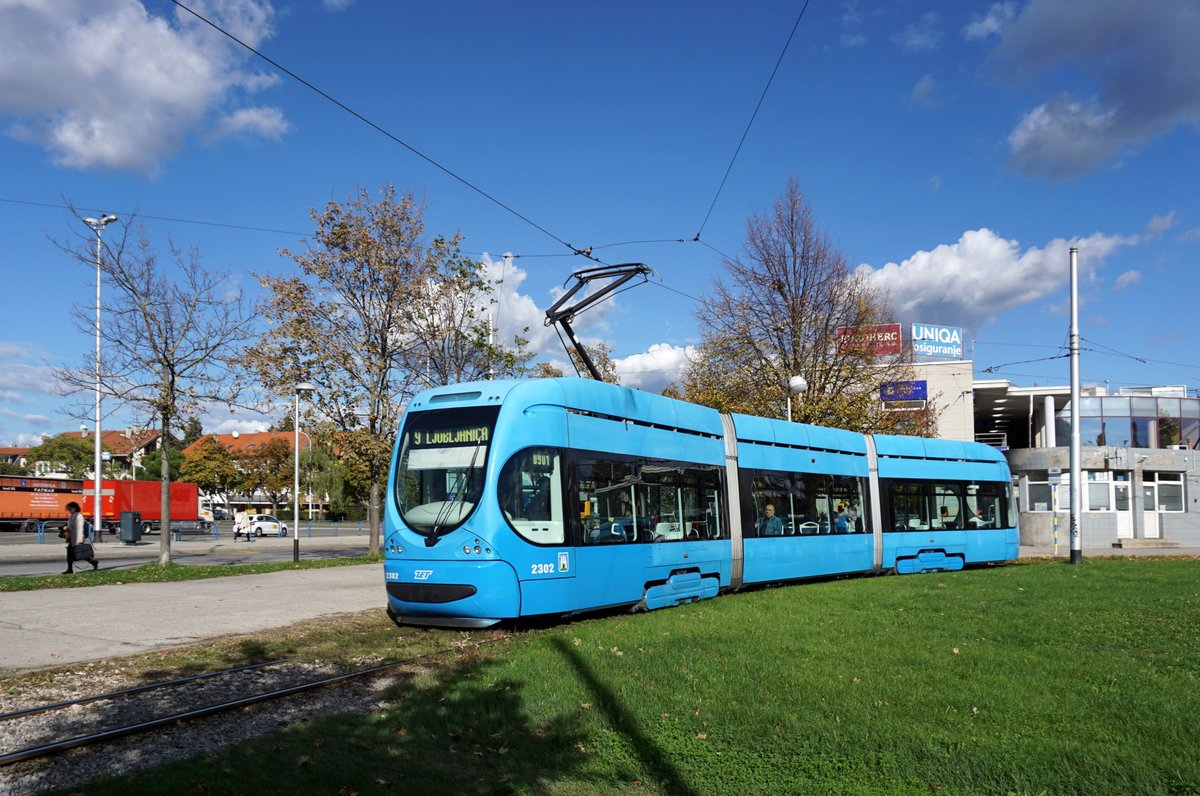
248,514,288,537
212,506,230,521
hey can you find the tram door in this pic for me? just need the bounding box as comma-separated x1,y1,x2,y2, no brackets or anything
1114,483,1132,538
1141,484,1161,538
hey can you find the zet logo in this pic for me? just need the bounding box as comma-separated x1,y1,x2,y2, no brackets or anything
413,569,433,581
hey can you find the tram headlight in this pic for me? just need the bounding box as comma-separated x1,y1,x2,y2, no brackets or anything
474,545,482,555
463,545,471,555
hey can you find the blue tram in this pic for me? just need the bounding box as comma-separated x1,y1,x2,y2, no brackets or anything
384,378,1018,628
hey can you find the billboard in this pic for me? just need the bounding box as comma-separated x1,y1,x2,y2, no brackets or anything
836,323,902,356
881,380,928,402
911,323,963,358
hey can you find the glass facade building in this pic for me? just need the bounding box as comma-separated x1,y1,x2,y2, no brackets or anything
1056,396,1200,450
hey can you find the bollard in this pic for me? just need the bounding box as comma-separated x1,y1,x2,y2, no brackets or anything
36,520,46,545
333,522,339,537
358,520,364,535
211,521,219,541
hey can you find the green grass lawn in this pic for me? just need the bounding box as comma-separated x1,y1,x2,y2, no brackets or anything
71,558,1200,795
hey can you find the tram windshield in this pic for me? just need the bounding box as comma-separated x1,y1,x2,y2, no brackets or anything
394,406,499,539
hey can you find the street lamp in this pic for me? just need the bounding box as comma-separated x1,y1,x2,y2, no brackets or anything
785,375,808,422
83,213,117,541
293,382,315,562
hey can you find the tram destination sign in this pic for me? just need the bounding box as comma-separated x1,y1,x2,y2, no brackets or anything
410,425,490,447
835,323,902,356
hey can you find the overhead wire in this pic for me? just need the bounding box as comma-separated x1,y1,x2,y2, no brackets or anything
169,0,601,263
694,0,813,239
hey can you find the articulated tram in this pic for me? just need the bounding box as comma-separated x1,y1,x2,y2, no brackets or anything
384,378,1018,628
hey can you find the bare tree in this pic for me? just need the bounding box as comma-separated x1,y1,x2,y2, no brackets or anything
56,215,254,563
247,185,529,553
683,178,936,435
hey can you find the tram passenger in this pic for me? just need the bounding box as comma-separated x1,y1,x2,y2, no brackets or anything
833,504,849,534
757,503,784,536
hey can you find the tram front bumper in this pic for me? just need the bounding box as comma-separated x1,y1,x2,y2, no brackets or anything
385,558,519,628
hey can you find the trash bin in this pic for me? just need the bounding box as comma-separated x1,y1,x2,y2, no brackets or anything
120,511,142,544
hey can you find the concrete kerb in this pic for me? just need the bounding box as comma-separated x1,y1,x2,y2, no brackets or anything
0,534,372,564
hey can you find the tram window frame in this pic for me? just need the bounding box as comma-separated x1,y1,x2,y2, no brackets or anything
569,451,728,545
497,447,565,545
883,479,1011,531
743,469,868,537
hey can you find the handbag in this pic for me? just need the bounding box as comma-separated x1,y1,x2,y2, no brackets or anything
73,543,95,560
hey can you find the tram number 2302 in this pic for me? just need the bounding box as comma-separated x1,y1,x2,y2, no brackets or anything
531,552,571,576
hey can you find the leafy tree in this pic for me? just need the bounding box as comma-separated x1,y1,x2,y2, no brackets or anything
26,434,108,478
135,448,183,481
180,436,240,508
682,178,936,436
55,214,254,563
0,462,26,476
246,184,530,552
238,437,294,515
532,342,620,384
179,416,205,447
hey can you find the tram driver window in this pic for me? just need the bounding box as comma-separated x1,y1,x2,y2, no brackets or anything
498,448,564,544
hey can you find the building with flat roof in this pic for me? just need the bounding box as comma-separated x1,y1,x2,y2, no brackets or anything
965,379,1198,549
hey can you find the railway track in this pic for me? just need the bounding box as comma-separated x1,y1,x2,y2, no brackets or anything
0,634,506,792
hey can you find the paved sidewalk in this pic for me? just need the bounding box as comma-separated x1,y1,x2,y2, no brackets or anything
0,562,383,674
0,533,370,564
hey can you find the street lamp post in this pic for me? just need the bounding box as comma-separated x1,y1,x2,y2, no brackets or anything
785,375,808,422
293,382,315,562
83,214,117,541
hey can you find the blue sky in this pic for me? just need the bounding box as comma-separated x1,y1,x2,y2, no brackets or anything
1,0,1198,446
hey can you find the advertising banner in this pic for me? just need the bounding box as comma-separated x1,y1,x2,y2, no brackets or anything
881,380,928,401
911,323,963,358
836,323,902,356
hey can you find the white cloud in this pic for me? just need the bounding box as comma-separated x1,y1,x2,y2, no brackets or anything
1144,211,1175,236
892,13,941,54
212,106,291,141
839,1,866,47
0,0,281,175
323,0,357,9
1181,227,1200,243
840,33,867,48
1114,270,1142,291
616,343,694,393
911,74,940,109
963,2,1016,41
927,175,942,192
995,0,1200,180
857,228,1137,333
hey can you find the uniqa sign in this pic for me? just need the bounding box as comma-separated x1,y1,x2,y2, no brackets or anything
911,323,963,358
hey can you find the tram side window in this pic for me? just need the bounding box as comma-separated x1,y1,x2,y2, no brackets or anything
966,482,1009,528
745,471,867,535
749,473,790,536
885,479,1012,531
577,456,639,545
680,466,723,540
498,448,565,545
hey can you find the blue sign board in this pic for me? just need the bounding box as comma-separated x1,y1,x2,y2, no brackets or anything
881,380,928,401
911,323,963,358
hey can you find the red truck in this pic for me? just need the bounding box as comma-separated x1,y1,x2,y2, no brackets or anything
81,480,209,534
0,476,82,531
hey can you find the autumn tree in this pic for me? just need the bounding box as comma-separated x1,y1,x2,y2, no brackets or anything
534,341,621,384
238,438,293,515
26,434,110,478
55,215,254,563
246,185,529,552
180,436,240,510
682,178,935,436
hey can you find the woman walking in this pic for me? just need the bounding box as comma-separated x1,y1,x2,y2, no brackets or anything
62,501,99,574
